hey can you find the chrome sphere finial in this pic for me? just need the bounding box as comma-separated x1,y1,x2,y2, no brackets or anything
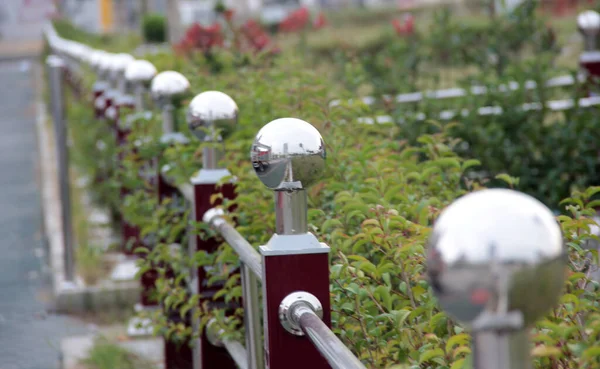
186,91,238,142
90,51,107,75
578,10,600,36
108,53,134,79
125,60,157,87
251,118,326,190
426,189,566,331
150,71,190,107
98,53,115,80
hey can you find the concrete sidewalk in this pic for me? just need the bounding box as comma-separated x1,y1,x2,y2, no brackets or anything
0,39,44,61
0,58,92,369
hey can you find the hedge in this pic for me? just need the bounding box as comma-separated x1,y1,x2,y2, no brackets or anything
55,3,600,368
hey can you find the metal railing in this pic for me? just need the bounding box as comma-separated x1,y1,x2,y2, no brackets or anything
330,10,600,113
354,95,600,125
42,8,600,369
329,73,586,108
44,24,366,369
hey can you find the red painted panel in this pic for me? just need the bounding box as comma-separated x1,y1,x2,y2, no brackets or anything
164,337,194,369
582,60,600,79
192,181,239,369
157,170,179,202
93,89,104,118
263,253,331,369
121,220,141,256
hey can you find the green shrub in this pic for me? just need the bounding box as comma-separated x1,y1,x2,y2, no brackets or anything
54,7,600,368
142,13,166,44
82,338,152,369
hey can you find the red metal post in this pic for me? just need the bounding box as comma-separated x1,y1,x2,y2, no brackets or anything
164,339,194,369
260,224,331,369
108,97,141,256
580,52,600,96
164,263,194,369
191,168,238,369
92,82,108,119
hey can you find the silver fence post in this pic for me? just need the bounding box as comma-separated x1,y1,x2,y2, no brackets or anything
151,71,191,134
578,10,600,52
241,264,263,369
47,55,75,283
251,118,331,369
125,60,157,113
426,188,567,369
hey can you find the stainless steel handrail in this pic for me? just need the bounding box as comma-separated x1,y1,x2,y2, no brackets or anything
329,74,583,107
293,304,367,369
223,339,250,369
177,183,195,203
203,208,263,280
206,318,251,369
241,264,264,369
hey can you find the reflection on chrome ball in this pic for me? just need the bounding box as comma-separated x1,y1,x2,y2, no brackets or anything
251,118,326,190
427,189,566,330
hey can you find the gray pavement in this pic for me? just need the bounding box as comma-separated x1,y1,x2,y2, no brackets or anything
0,60,90,369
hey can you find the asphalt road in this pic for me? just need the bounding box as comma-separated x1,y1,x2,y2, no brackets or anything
0,59,89,369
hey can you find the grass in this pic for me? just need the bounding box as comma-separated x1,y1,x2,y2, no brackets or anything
81,337,156,369
70,161,112,286
278,4,586,97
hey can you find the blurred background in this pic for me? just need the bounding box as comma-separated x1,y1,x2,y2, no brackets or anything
0,0,545,41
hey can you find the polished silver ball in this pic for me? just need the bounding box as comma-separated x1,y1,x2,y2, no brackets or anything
90,51,107,74
251,118,326,190
108,53,134,79
98,53,115,78
427,189,566,330
578,10,600,36
150,71,190,106
69,43,88,63
125,60,157,87
186,91,238,142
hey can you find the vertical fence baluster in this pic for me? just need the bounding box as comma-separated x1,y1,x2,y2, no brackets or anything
241,264,264,369
47,54,75,285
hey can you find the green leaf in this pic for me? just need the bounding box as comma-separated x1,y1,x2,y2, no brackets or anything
419,348,444,363
322,218,342,233
375,285,392,311
582,346,600,359
461,159,481,171
358,261,376,274
450,358,465,369
531,345,562,358
446,333,470,354
394,309,412,328
495,173,519,187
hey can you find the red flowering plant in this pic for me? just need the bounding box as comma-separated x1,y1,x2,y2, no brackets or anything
392,13,415,37
174,2,281,70
277,7,327,53
214,4,280,56
174,22,224,56
278,8,328,32
278,7,310,33
240,20,279,54
312,12,327,30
